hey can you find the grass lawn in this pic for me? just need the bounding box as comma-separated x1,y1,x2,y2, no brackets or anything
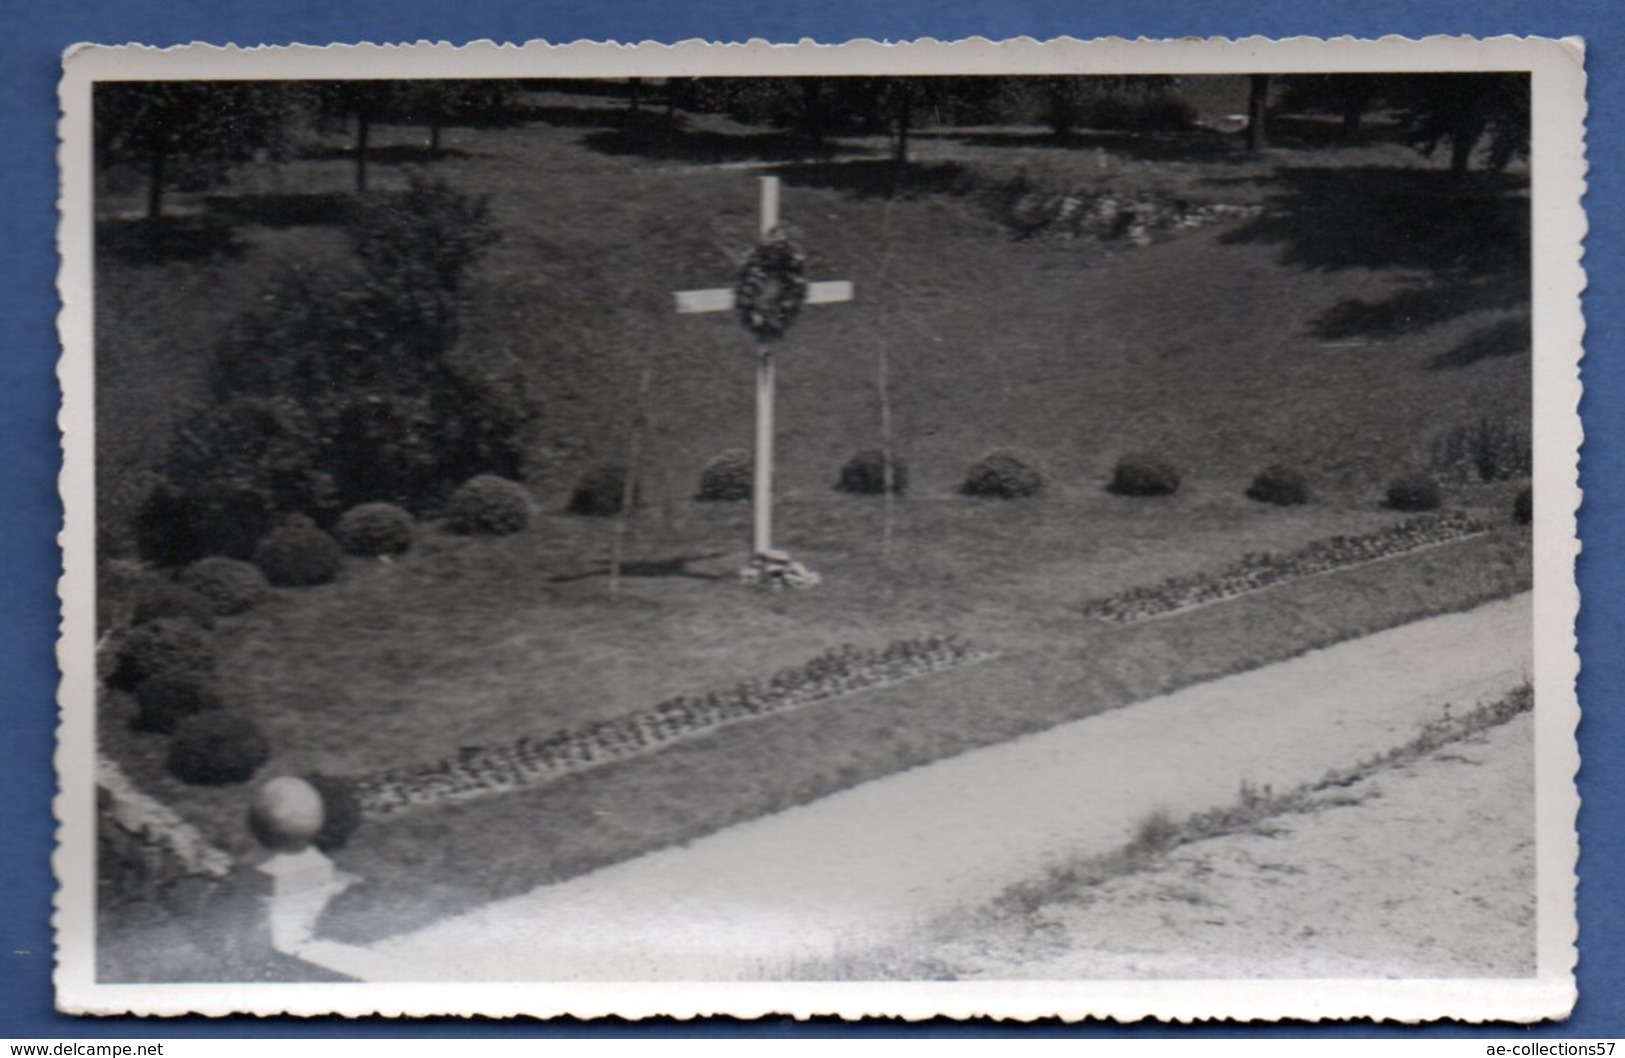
93,88,1534,968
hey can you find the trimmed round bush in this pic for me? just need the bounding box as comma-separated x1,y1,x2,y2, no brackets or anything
1385,473,1442,512
130,581,216,629
179,557,269,616
697,449,753,502
335,502,415,556
252,517,343,587
112,618,216,690
1107,454,1181,497
1245,464,1309,506
568,464,635,517
447,474,532,535
835,449,909,496
962,451,1043,499
133,673,225,734
307,773,364,852
165,713,271,787
1514,485,1533,526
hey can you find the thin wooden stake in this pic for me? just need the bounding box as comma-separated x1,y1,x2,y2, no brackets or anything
877,174,902,561
610,363,654,597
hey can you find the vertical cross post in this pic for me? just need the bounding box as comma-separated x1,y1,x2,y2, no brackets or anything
673,176,853,584
753,176,779,558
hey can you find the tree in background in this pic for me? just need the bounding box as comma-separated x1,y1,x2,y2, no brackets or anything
998,76,1190,139
95,81,295,220
1275,74,1387,139
1246,75,1271,151
308,80,521,192
1388,73,1530,178
135,174,533,565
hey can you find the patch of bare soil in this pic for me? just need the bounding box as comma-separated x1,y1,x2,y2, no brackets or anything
932,712,1534,980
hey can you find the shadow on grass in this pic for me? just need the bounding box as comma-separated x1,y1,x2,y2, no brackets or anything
549,551,730,583
1311,277,1527,343
1225,165,1529,344
581,121,862,166
943,126,1252,164
1430,314,1532,370
531,103,661,129
297,144,475,166
773,158,972,199
202,190,363,229
96,215,245,266
1221,165,1528,275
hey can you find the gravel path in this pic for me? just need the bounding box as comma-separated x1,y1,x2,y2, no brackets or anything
927,712,1535,981
352,594,1531,982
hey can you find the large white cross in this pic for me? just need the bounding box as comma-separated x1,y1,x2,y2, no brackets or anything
674,176,854,561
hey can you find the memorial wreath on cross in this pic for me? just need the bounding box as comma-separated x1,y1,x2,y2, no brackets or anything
674,176,855,589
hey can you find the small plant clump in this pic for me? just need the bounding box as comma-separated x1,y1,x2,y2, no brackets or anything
1430,416,1532,483
567,464,635,517
1245,464,1310,506
697,449,753,502
961,450,1042,499
1385,473,1442,512
178,557,270,616
112,618,216,690
1514,485,1533,526
1107,454,1181,497
447,474,532,535
835,449,909,496
306,773,364,852
130,582,217,629
252,516,344,587
334,502,415,556
133,673,226,735
165,713,271,787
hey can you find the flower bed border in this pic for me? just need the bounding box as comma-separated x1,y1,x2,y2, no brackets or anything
354,635,998,819
1083,511,1491,626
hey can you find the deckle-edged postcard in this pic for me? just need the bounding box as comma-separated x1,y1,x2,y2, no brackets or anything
55,35,1585,1022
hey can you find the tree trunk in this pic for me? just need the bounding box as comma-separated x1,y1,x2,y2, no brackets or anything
892,87,912,168
1048,79,1075,140
355,111,371,194
800,79,824,147
145,146,165,221
628,77,642,112
429,121,442,158
1450,121,1484,179
1246,74,1269,151
1340,94,1364,139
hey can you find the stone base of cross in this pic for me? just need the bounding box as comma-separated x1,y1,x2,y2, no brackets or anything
675,176,854,588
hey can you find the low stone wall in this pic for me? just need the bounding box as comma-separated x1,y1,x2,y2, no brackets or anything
97,753,234,903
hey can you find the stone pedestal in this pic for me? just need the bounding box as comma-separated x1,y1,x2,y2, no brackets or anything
254,846,351,951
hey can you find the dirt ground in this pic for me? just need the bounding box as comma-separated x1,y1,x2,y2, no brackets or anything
925,711,1535,980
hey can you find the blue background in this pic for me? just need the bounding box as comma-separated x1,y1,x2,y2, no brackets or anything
2,0,1618,1040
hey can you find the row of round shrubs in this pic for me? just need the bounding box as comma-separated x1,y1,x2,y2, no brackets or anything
253,476,535,585
575,449,1532,522
110,574,362,848
111,609,271,786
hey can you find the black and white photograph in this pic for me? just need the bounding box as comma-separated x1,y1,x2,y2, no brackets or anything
54,38,1583,1021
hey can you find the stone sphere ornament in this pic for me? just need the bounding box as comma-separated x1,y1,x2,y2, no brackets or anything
249,776,327,852
735,228,809,340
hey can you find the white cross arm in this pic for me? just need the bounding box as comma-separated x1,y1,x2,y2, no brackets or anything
674,280,854,315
